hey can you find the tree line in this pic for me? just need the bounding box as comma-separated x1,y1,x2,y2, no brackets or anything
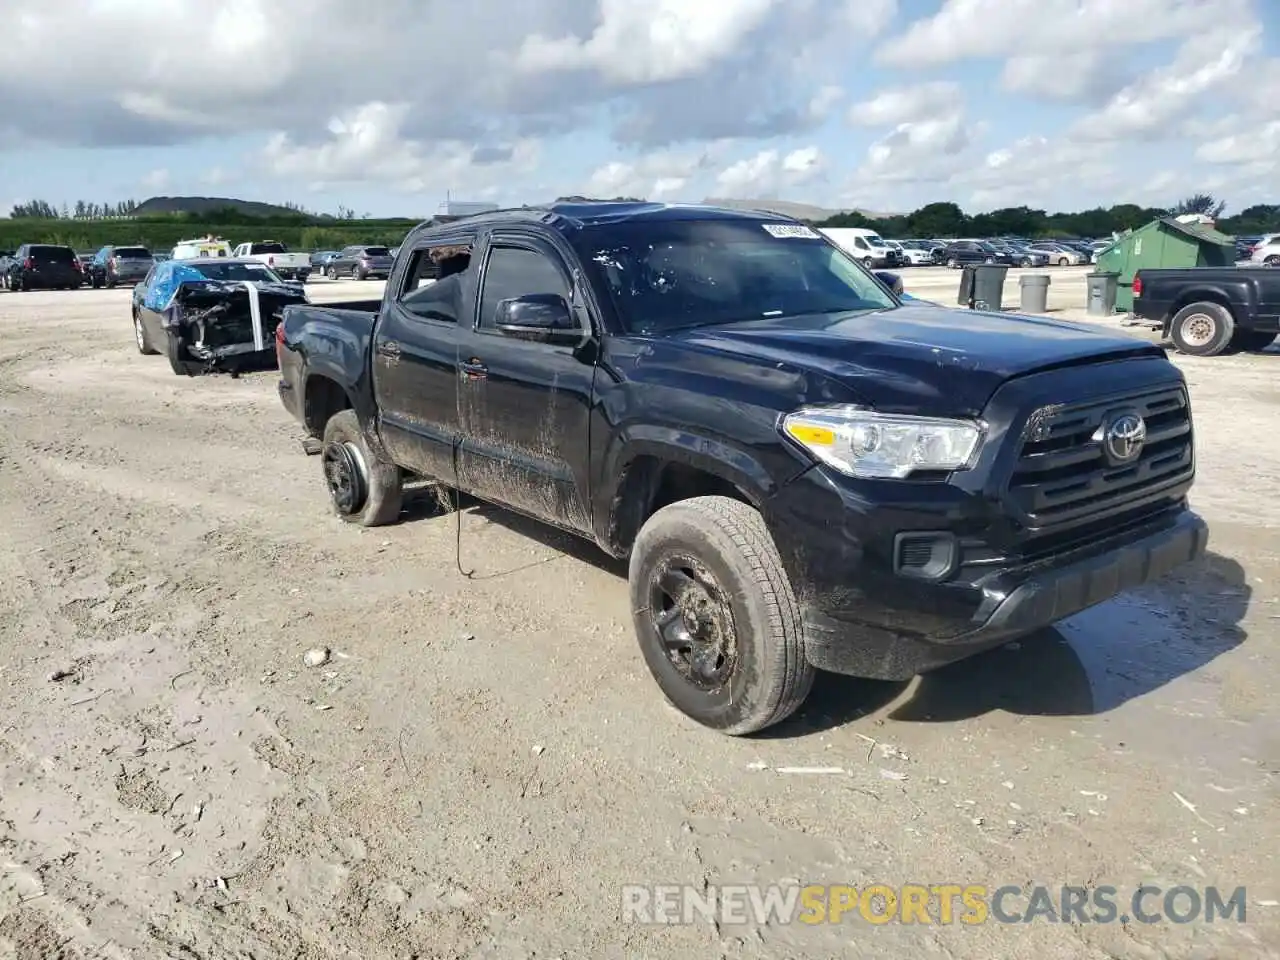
817,195,1279,239
9,199,142,220
7,191,1278,250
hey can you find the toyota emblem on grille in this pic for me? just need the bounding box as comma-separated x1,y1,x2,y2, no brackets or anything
1094,412,1147,465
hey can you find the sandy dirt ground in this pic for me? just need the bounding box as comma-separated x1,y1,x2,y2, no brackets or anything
0,276,1277,959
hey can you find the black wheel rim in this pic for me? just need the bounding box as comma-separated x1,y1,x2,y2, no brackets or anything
648,555,737,691
322,441,367,515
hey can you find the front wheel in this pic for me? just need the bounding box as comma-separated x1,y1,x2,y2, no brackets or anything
321,410,403,526
166,331,200,375
1058,258,1070,266
1169,301,1235,357
629,496,814,735
1264,256,1280,267
946,257,959,269
326,265,338,279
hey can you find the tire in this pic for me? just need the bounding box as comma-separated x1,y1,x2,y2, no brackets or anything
354,265,368,280
13,276,25,292
629,495,814,735
946,258,959,269
1057,257,1070,266
1021,258,1033,267
106,277,116,289
984,257,995,264
1264,256,1280,267
320,410,403,526
1232,330,1277,352
166,331,200,376
132,311,158,355
326,265,337,279
1169,301,1236,357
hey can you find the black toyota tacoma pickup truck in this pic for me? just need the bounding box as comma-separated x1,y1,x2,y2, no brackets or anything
276,202,1207,735
1133,266,1280,356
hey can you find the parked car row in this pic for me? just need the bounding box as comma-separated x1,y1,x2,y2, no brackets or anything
0,238,362,292
815,230,1106,270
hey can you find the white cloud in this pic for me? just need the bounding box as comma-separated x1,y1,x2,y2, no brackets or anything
0,0,1275,214
714,147,827,197
1197,120,1280,167
998,51,1129,104
261,101,539,194
582,146,724,199
0,0,863,153
848,82,962,126
140,168,169,190
1071,25,1261,141
955,136,1120,209
876,0,1248,68
517,0,776,84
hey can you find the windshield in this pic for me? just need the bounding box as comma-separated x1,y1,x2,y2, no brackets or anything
573,220,898,335
189,262,283,283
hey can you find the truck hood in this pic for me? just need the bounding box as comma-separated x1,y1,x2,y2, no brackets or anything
673,304,1164,416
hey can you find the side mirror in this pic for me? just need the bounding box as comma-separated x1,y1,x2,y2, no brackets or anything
495,293,579,343
875,271,904,296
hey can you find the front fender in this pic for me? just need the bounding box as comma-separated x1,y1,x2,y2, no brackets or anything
593,422,811,555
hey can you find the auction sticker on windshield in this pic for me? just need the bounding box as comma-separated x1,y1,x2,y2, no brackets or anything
762,224,820,239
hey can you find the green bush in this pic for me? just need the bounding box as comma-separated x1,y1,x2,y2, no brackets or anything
0,217,415,252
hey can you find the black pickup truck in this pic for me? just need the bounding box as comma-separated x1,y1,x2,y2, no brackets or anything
276,202,1207,735
1133,267,1280,356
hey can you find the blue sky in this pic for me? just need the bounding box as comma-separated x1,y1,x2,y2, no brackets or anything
1,0,1276,219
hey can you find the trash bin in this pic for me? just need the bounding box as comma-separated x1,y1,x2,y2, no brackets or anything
956,265,976,305
971,263,1010,311
1086,272,1120,316
1019,274,1051,313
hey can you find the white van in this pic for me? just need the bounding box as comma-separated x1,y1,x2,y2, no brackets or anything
172,236,233,260
818,227,899,268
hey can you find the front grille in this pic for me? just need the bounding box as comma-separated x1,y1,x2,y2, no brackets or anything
1007,385,1193,530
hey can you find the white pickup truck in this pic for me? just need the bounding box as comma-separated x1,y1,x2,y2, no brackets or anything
231,241,312,282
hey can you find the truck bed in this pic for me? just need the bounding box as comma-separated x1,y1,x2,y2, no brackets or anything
1134,266,1280,333
276,301,384,430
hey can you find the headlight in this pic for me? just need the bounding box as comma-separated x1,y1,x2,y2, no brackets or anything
781,405,984,479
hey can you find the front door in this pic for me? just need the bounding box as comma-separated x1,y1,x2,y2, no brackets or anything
456,235,597,533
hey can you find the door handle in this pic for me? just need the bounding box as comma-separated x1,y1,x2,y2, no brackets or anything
459,358,488,380
376,340,401,360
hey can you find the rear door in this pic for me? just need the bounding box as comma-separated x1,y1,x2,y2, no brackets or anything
372,236,477,481
454,232,597,533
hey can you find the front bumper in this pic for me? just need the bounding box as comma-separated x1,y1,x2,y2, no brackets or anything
765,466,1207,681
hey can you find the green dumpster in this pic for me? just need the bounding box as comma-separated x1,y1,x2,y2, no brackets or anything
1093,217,1237,313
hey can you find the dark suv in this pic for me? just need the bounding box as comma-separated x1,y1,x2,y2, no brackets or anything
89,245,155,288
939,240,1015,268
323,245,395,280
2,243,84,291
